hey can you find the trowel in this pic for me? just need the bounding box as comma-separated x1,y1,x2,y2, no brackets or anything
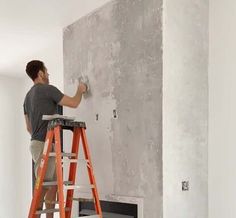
78,75,91,99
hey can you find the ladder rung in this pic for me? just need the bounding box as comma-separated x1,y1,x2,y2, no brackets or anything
49,152,76,157
64,185,95,190
62,159,89,163
44,200,60,205
43,181,73,186
36,207,70,214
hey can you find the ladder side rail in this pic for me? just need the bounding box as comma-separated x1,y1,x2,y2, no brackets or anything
28,129,54,218
65,127,81,218
54,125,66,218
81,128,103,217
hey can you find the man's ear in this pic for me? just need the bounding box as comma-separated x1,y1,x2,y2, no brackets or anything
38,70,44,78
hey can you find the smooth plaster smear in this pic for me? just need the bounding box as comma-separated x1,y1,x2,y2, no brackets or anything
63,0,162,217
163,0,208,218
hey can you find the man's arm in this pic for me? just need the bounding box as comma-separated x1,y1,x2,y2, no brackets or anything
24,114,32,135
59,83,87,108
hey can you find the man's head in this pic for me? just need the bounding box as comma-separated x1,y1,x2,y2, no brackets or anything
25,60,49,84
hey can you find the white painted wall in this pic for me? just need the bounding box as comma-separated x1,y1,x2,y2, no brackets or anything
2,39,64,218
26,32,64,90
0,0,111,77
0,75,25,218
15,77,32,218
209,1,236,217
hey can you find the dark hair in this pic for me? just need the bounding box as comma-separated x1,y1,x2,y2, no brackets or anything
25,60,46,81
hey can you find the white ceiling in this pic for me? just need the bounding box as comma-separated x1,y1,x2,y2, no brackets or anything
0,0,110,77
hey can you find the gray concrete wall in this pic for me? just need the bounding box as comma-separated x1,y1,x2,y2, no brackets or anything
63,0,162,217
163,0,208,217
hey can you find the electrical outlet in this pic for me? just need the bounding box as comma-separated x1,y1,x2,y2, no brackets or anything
113,109,118,119
182,181,189,191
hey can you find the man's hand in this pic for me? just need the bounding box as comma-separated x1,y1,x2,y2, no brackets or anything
78,82,87,94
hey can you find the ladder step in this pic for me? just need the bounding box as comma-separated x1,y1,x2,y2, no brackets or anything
43,181,73,186
42,114,75,121
49,152,76,157
64,185,95,190
44,200,60,205
36,207,70,214
62,158,89,163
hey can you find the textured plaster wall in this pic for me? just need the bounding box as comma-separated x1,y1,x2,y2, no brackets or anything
163,0,208,218
63,0,162,217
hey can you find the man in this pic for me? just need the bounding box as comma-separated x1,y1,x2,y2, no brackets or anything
23,60,87,218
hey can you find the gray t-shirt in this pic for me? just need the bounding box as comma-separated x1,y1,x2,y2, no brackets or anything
23,83,64,142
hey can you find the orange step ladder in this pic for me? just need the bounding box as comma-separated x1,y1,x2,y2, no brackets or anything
28,115,103,218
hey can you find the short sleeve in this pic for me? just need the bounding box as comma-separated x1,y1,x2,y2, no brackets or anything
48,85,64,104
23,103,27,115
23,98,27,115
